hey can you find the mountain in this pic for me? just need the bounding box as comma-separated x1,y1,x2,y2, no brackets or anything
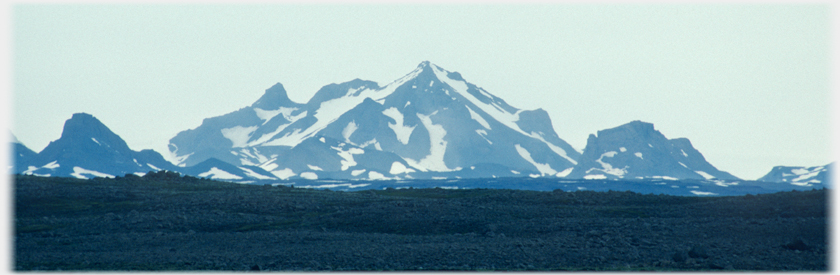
12,113,290,182
564,120,739,181
757,163,832,187
168,61,581,179
14,113,182,179
180,157,278,182
10,133,38,173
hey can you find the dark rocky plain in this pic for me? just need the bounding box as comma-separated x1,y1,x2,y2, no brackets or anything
14,173,829,271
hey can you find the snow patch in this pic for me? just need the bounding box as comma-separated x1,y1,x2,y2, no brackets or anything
91,138,100,145
297,183,371,189
466,106,491,130
142,164,160,172
514,144,557,175
619,147,627,152
389,162,415,175
221,126,258,148
239,167,274,180
475,129,493,144
267,168,294,180
635,152,643,159
791,168,811,175
198,167,243,180
695,171,715,180
342,121,358,142
250,114,299,146
253,107,299,125
404,112,451,171
70,167,115,179
791,166,824,183
300,172,318,180
691,190,718,196
712,180,739,187
351,169,367,176
681,149,688,157
43,161,59,169
333,146,365,171
584,174,607,180
368,171,388,180
382,107,415,145
556,168,573,177
591,151,627,177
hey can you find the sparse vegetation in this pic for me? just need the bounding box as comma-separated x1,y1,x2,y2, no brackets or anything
14,174,828,271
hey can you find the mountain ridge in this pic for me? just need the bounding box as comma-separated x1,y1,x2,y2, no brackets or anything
167,61,580,179
9,61,828,193
565,120,739,181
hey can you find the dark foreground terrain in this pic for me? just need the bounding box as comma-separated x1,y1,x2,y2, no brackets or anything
14,173,829,271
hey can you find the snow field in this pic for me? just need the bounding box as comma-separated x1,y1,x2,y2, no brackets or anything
198,167,242,180
300,172,318,180
382,107,415,145
403,112,452,172
341,121,358,142
514,144,558,175
70,167,115,180
221,126,258,148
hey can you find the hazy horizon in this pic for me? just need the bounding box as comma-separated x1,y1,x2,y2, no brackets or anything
10,4,834,180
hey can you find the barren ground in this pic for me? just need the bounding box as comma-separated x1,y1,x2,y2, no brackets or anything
13,174,829,271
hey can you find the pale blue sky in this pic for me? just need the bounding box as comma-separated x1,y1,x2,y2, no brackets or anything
9,4,834,180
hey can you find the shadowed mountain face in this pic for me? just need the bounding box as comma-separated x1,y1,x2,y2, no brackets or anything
758,163,832,187
14,113,179,179
565,121,739,181
12,62,822,189
167,61,581,180
13,113,280,182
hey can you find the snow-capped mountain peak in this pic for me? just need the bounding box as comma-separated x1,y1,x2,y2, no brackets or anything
16,113,180,179
168,61,582,178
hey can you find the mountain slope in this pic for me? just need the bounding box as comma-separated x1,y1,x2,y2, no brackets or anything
10,133,38,173
16,113,181,178
168,83,305,167
167,61,581,179
180,157,278,182
565,121,739,180
757,163,832,187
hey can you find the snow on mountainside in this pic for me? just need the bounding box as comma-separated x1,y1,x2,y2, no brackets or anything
180,158,278,183
757,163,832,187
11,133,38,173
565,120,739,181
12,113,279,182
15,113,181,179
168,61,581,179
